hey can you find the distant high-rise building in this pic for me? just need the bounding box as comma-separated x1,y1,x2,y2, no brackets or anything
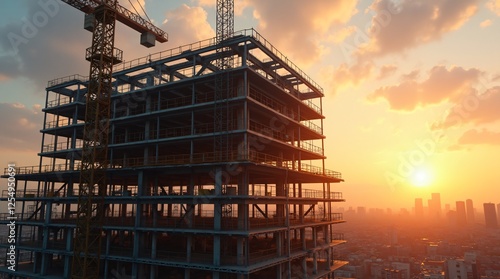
497,203,500,225
466,199,475,224
357,206,366,215
456,201,467,226
484,203,498,228
415,198,424,217
445,259,468,279
432,193,441,215
444,203,450,214
428,199,435,217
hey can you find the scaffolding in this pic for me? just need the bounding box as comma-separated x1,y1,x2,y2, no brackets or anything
0,29,347,279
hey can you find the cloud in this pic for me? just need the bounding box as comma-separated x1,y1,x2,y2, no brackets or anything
487,0,500,15
0,1,89,89
480,19,493,28
0,1,214,91
432,86,500,130
377,64,397,80
368,65,481,111
458,129,500,145
162,4,214,46
244,0,358,65
357,0,479,59
329,26,357,44
330,61,374,94
0,102,42,152
120,0,147,17
196,0,250,16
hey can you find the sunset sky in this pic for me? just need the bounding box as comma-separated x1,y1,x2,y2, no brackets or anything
0,0,499,211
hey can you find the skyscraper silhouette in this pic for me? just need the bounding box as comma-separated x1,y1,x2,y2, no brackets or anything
484,203,498,228
466,199,475,224
456,201,467,226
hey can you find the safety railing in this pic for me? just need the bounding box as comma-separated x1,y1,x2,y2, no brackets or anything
47,29,324,119
47,96,72,108
42,141,83,153
300,141,323,155
3,163,81,175
248,86,299,121
234,28,324,93
47,74,88,88
300,120,322,134
44,118,72,129
5,151,341,180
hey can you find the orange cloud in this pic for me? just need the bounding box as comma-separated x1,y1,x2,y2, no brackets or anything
162,4,214,46
480,19,493,28
458,129,500,145
357,0,479,59
432,86,500,130
196,0,250,16
120,0,147,17
368,66,481,111
377,64,397,80
487,0,500,15
245,0,358,65
330,61,374,94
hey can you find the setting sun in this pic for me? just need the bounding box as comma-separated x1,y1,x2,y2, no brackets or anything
411,168,433,187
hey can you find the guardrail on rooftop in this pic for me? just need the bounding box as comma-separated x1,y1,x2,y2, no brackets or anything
46,29,323,94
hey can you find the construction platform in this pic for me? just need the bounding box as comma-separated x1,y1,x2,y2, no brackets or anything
0,28,347,279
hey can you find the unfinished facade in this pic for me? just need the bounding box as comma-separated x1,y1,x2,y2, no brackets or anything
0,29,346,278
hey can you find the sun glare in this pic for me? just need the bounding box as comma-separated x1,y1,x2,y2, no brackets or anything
411,169,433,187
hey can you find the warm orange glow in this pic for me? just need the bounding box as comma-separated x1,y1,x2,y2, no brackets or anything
410,168,433,187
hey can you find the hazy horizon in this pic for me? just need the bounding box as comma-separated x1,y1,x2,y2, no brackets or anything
1,0,499,211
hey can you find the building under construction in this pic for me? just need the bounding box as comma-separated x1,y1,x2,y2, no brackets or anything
1,29,346,278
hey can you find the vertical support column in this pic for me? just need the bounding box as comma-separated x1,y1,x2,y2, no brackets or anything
40,201,53,276
64,228,73,278
312,227,317,274
298,183,303,224
302,257,308,279
213,167,222,279
327,182,332,222
132,170,144,278
186,173,195,272
237,169,248,265
104,231,111,278
151,232,158,279
276,262,283,279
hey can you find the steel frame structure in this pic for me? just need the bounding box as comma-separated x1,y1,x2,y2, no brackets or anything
0,30,346,279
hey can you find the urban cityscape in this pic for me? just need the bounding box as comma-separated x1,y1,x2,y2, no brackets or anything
1,0,500,278
333,193,500,279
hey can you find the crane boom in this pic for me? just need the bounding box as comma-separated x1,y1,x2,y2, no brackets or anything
61,0,168,43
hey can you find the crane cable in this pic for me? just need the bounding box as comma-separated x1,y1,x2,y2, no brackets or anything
137,0,153,23
127,0,153,23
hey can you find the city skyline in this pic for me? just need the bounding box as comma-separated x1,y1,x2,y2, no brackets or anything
1,0,500,210
342,193,500,218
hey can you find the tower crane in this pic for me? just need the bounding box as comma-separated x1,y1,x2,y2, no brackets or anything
59,0,234,277
59,1,166,278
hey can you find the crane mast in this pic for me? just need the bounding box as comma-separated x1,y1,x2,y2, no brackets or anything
59,1,166,278
214,0,234,218
214,0,234,161
71,2,117,278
